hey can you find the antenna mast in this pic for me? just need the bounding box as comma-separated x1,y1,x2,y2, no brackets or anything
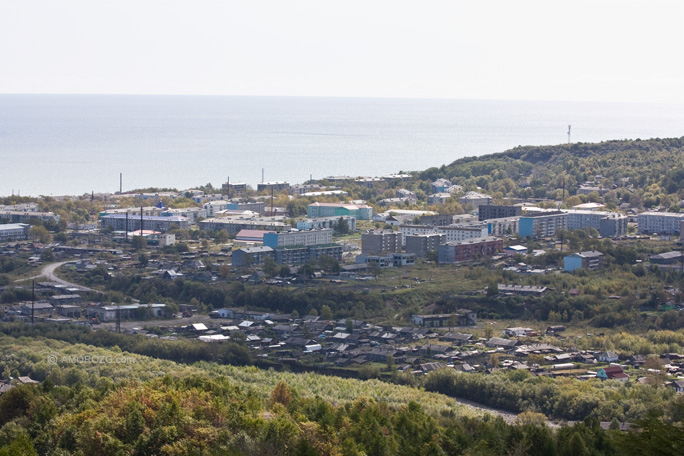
567,125,572,144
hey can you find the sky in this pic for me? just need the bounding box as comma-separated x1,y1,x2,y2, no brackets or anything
2,0,684,103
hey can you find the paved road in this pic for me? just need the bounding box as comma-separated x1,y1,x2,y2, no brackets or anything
16,261,101,293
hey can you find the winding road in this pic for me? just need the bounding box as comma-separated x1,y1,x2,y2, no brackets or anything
16,261,101,293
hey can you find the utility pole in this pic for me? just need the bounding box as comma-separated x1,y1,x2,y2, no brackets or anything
568,125,572,144
31,279,35,325
116,303,121,333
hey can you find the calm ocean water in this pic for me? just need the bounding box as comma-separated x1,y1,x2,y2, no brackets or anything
2,94,684,197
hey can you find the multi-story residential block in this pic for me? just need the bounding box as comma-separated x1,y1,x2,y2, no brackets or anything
161,207,205,223
355,253,416,268
101,214,190,232
478,205,522,221
355,177,385,188
431,178,453,193
199,216,289,235
437,238,503,264
565,210,627,237
419,214,455,226
263,229,333,248
0,223,30,241
518,211,567,238
232,246,275,266
257,181,290,193
598,213,628,237
0,211,60,224
290,184,324,195
204,200,265,217
638,212,684,235
564,250,605,271
437,223,488,243
307,202,373,220
405,233,446,258
296,216,357,232
458,191,492,208
361,230,402,255
396,189,418,202
221,182,247,196
428,193,453,205
99,207,164,218
274,244,343,265
486,217,520,237
399,225,439,245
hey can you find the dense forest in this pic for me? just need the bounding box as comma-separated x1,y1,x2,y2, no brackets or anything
1,334,683,456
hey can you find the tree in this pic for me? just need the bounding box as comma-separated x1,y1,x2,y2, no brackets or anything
29,225,51,243
271,381,292,406
320,304,333,320
489,353,500,368
218,264,231,278
138,253,149,268
40,248,54,262
486,281,499,296
263,257,279,277
131,235,146,251
318,255,340,274
346,318,354,333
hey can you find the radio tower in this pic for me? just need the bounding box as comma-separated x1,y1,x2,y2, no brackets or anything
568,125,572,144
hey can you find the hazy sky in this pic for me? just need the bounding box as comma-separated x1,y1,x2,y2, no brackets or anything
2,0,683,102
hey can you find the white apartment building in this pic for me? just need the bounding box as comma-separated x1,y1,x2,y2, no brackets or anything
638,212,684,235
437,223,489,243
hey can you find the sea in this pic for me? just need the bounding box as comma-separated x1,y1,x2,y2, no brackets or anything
2,94,684,197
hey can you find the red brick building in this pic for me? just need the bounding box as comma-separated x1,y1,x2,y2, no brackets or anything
437,238,503,264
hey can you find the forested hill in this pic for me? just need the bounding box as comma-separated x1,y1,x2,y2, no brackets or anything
415,137,684,209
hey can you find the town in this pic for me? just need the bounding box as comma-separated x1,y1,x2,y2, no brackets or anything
2,164,684,403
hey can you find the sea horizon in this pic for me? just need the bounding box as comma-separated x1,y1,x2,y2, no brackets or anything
2,94,684,197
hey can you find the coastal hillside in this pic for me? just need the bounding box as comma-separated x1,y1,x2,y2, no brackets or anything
414,137,684,209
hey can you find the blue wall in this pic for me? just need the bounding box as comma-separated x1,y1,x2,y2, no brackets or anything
263,232,278,248
564,255,582,272
519,217,534,237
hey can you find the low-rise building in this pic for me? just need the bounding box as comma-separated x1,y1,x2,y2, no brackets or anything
502,327,536,337
649,251,684,268
412,310,476,327
564,250,605,272
87,303,168,322
503,245,528,256
596,366,629,382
